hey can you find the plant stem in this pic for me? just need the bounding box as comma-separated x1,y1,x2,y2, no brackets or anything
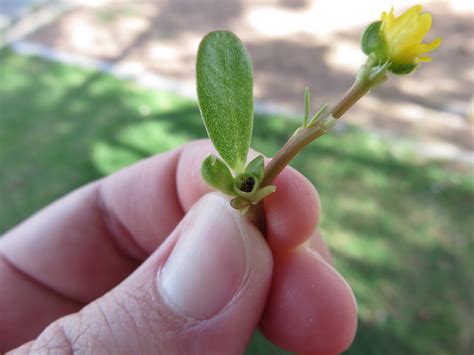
331,80,372,119
247,79,371,231
246,201,267,233
261,79,371,187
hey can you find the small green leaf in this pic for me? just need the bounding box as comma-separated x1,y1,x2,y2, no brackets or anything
201,154,236,196
230,196,251,210
252,185,277,204
197,30,254,172
303,87,310,127
308,103,328,127
245,155,264,182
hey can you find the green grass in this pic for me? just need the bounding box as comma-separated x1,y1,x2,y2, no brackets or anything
1,50,473,354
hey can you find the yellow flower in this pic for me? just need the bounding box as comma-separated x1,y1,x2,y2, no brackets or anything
380,5,441,64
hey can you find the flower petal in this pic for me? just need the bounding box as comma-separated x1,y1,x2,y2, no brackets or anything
415,38,442,55
395,4,423,30
380,6,395,23
385,5,423,46
377,5,440,67
418,13,432,34
418,56,432,62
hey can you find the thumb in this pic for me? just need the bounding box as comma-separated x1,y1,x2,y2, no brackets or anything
11,194,273,355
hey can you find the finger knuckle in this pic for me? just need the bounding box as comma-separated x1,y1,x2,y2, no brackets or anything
28,319,76,355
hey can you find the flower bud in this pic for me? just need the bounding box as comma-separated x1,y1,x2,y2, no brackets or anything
360,5,441,75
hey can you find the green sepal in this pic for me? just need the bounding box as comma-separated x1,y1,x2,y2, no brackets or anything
233,172,258,198
201,154,236,196
196,30,254,172
360,21,386,61
245,155,265,182
388,62,418,75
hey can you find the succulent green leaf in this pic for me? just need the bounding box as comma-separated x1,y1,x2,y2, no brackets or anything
197,30,254,172
201,154,236,196
245,155,265,182
360,21,386,60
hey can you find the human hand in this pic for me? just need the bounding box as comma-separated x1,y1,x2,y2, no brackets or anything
0,140,357,354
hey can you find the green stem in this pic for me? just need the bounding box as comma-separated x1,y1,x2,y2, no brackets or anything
260,79,371,187
247,59,388,232
247,78,372,232
331,80,372,119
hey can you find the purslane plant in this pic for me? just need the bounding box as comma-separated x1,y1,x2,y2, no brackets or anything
197,5,441,226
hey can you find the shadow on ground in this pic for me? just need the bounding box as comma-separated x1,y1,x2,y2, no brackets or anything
24,1,474,151
0,50,473,355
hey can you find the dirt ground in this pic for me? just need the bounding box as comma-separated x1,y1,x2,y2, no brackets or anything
16,0,474,159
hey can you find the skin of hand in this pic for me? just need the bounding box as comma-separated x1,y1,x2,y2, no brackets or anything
0,140,357,355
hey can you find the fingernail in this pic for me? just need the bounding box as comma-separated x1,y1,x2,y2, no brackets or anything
158,194,250,320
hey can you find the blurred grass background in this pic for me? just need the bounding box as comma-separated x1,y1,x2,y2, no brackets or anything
1,49,473,354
